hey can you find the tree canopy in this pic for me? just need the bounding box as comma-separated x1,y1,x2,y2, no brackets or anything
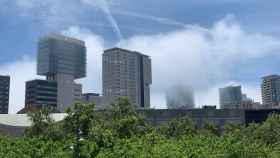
1,97,280,157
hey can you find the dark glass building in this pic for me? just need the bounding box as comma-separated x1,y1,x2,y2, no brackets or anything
0,75,10,114
37,33,86,79
219,85,242,109
25,79,57,107
37,34,86,111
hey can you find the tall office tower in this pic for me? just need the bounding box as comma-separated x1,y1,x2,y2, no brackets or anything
219,85,242,109
261,75,280,106
166,85,195,109
25,79,57,108
0,75,10,114
102,48,152,108
37,33,86,111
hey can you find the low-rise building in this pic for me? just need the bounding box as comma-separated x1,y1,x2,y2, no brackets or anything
25,79,57,108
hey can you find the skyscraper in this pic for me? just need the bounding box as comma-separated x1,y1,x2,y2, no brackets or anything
0,75,10,114
219,85,242,109
37,33,86,111
261,75,280,106
102,48,152,108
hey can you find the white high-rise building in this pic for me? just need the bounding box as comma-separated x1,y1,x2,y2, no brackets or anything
102,48,152,108
261,75,280,107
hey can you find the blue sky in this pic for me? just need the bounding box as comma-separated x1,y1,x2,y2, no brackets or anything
1,0,280,113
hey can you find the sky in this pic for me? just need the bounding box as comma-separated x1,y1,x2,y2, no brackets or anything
1,0,280,113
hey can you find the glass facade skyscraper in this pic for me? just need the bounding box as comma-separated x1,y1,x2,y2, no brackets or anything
219,85,242,109
37,33,86,79
35,34,86,111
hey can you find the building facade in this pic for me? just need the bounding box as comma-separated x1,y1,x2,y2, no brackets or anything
82,93,105,109
0,76,10,114
102,48,152,108
25,79,57,108
37,33,86,111
261,75,280,107
219,85,242,109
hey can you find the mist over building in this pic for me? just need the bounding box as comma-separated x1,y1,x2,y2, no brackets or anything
166,85,195,109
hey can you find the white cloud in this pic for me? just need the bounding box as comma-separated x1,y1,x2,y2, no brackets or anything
62,26,105,94
2,15,280,113
0,56,38,113
117,15,280,107
61,15,280,109
9,0,123,39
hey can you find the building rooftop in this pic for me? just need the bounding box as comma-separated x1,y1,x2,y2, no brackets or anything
262,75,280,80
0,113,66,127
104,47,150,57
40,33,85,46
0,75,10,78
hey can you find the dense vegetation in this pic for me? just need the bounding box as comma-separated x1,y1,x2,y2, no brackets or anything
1,97,280,157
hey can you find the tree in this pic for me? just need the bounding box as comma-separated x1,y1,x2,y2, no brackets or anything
106,97,149,138
63,102,96,158
251,113,280,145
201,122,220,136
25,106,59,139
63,102,96,137
161,116,196,138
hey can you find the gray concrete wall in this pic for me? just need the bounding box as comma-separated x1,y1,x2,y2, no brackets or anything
0,109,245,137
138,109,245,128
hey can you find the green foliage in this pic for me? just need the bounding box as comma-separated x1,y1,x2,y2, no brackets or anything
161,116,196,138
2,98,280,157
25,107,63,140
63,102,96,138
106,97,150,138
201,122,220,136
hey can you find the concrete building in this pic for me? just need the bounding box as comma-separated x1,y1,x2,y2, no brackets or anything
74,83,82,101
219,85,242,109
25,79,57,108
82,93,105,109
261,75,280,107
0,113,66,136
166,85,195,109
0,75,10,114
37,33,86,111
102,48,152,108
